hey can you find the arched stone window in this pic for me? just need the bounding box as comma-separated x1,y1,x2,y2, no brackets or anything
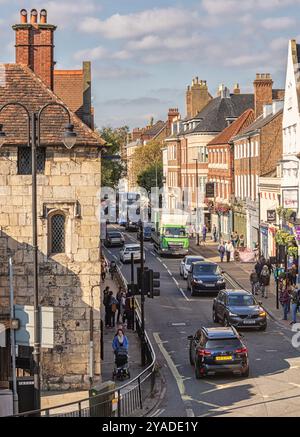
50,212,65,254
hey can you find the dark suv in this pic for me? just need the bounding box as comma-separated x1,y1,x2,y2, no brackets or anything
187,261,226,296
188,326,249,379
213,289,267,331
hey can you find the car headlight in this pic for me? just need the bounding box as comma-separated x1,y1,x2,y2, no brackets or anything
259,311,266,317
229,312,238,317
217,279,225,284
193,279,203,284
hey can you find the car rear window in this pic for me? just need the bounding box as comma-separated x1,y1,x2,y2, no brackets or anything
125,246,140,252
186,257,203,265
205,338,241,349
193,264,221,275
108,232,121,238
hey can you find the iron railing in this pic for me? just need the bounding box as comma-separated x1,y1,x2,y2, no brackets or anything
12,265,157,417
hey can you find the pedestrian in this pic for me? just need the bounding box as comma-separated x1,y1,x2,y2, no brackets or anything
259,264,271,298
109,291,118,328
290,287,300,325
116,286,125,324
101,259,107,282
103,286,111,328
218,241,226,262
239,234,245,249
112,328,129,354
253,243,259,262
279,281,292,321
109,260,117,280
250,269,259,295
212,224,217,242
225,240,234,263
202,224,207,244
289,263,298,286
125,291,135,330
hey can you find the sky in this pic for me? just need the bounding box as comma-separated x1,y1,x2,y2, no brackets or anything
0,0,299,129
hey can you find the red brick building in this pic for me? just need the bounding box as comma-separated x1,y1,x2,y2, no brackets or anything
207,109,254,240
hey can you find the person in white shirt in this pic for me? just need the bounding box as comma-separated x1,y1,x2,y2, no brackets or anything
225,241,234,262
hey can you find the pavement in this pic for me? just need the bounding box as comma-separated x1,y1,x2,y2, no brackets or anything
102,225,300,417
188,238,297,327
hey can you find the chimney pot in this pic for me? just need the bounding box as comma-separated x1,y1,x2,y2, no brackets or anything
40,9,47,24
30,9,38,24
20,9,28,24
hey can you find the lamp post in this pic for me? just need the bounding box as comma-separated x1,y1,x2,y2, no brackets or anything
0,101,77,412
193,158,200,245
138,219,146,366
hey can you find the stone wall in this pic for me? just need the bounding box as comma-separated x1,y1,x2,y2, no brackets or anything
0,145,101,390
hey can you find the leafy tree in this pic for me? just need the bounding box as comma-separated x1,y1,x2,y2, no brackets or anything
98,126,129,188
137,163,163,192
131,140,162,185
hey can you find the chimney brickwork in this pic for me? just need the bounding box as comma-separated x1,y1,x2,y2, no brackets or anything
253,73,273,119
186,77,211,119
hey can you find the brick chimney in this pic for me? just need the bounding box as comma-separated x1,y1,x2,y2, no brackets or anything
167,108,180,128
233,83,240,95
13,9,57,90
82,61,93,129
253,73,273,119
186,77,211,119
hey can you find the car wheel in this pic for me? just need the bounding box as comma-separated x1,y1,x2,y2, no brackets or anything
195,365,203,380
189,344,194,366
223,316,230,327
187,281,191,291
259,325,267,331
213,309,219,323
242,367,249,377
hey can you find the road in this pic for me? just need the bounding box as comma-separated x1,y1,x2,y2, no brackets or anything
103,225,300,417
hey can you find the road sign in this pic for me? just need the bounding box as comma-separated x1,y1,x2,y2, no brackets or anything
15,305,54,349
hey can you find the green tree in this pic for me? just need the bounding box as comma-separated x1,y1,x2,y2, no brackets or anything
137,163,163,192
131,140,162,185
98,126,129,188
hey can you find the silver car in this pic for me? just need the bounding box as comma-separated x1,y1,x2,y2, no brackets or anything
120,244,146,263
180,255,205,279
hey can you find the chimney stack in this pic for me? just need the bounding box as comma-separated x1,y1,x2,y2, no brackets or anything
30,9,38,24
186,77,211,118
20,9,27,24
167,108,180,129
233,83,240,95
13,9,57,90
253,73,273,118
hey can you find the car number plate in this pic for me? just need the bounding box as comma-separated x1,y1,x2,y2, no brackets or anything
204,284,215,287
243,319,256,325
215,356,232,361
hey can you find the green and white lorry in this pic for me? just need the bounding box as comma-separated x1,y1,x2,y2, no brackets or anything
151,212,190,257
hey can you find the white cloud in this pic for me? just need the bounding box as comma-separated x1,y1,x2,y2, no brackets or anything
93,66,151,80
79,8,198,39
74,46,108,61
270,37,289,51
202,0,300,14
261,17,296,30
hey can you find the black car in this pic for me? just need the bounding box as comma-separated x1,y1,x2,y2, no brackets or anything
187,261,226,296
188,326,249,379
125,221,138,232
213,289,267,331
104,231,125,247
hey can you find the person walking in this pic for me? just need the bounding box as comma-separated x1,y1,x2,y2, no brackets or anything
125,291,135,330
202,224,207,244
289,263,298,286
103,286,112,328
218,241,226,262
212,224,217,242
239,234,245,250
250,269,259,295
225,241,234,263
101,258,107,282
290,287,300,325
259,264,271,298
109,291,118,328
280,281,292,321
109,260,117,280
116,287,126,325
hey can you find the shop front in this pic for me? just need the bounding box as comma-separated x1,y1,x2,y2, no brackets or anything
233,203,247,245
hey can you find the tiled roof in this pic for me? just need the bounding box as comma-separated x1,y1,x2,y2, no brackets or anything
181,94,254,135
145,121,166,137
0,64,105,147
233,108,283,140
207,109,255,146
54,70,83,116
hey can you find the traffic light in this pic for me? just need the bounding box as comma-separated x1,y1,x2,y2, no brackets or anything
147,270,160,298
137,267,149,292
127,283,139,295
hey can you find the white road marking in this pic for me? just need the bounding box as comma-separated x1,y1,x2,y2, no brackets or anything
112,255,117,260
173,277,179,286
186,409,195,417
153,332,195,418
150,251,156,257
162,263,168,269
171,323,186,327
180,288,190,302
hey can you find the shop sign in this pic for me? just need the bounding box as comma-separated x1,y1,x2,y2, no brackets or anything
282,189,298,209
205,182,215,198
267,210,276,223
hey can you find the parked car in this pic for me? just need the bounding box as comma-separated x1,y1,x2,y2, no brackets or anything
137,225,152,241
180,255,205,279
213,289,267,331
188,326,249,379
104,231,125,247
119,244,146,263
187,261,226,296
